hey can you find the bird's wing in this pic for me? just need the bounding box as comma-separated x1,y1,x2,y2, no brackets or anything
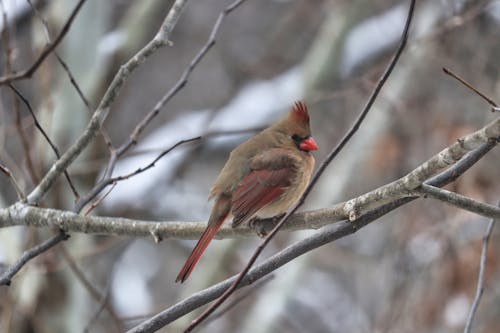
231,149,298,227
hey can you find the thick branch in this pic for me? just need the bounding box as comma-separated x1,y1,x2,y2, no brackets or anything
343,117,499,220
0,204,344,240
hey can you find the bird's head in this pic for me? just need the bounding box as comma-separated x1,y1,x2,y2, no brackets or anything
274,101,318,152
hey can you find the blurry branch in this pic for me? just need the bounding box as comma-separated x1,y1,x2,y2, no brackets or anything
126,136,497,333
26,0,113,149
25,0,189,205
1,2,39,184
74,0,250,213
84,277,116,333
8,84,80,199
0,230,69,286
343,117,499,221
443,67,498,112
0,0,87,85
464,207,497,333
59,245,123,332
414,184,500,219
0,163,25,200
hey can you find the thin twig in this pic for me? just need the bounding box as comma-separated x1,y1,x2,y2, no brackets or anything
74,136,200,213
463,204,497,333
416,184,500,220
0,230,69,286
184,0,416,331
0,163,25,200
127,138,495,333
26,0,189,206
443,67,498,110
8,84,80,199
0,0,88,85
83,182,117,216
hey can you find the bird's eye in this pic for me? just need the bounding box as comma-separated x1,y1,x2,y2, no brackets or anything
291,134,302,142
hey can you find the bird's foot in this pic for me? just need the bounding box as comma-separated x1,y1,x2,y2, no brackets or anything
249,217,268,238
249,213,286,238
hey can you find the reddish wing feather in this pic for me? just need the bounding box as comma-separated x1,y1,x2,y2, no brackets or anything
231,168,293,226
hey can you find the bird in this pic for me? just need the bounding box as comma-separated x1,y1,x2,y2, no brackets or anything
175,101,318,283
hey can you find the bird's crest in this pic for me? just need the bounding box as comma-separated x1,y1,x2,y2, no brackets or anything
290,101,310,124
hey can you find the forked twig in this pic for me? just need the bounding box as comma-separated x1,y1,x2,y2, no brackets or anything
0,0,88,85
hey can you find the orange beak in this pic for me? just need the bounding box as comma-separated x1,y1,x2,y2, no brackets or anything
299,137,318,151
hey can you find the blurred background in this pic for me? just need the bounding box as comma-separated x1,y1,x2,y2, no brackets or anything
0,0,499,332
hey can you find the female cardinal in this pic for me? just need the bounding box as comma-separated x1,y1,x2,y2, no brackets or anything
175,101,318,283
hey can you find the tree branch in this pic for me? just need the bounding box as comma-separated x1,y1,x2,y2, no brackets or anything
415,184,500,219
0,0,88,85
343,117,499,221
25,0,189,205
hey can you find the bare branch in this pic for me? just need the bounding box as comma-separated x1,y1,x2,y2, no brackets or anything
8,84,80,199
0,230,69,286
0,0,88,85
185,0,417,330
463,205,497,333
415,184,500,220
343,118,499,221
26,0,189,205
0,203,344,239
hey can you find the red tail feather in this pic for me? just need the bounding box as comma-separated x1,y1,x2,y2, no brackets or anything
175,215,227,283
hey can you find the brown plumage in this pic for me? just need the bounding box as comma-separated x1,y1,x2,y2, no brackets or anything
175,101,318,283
